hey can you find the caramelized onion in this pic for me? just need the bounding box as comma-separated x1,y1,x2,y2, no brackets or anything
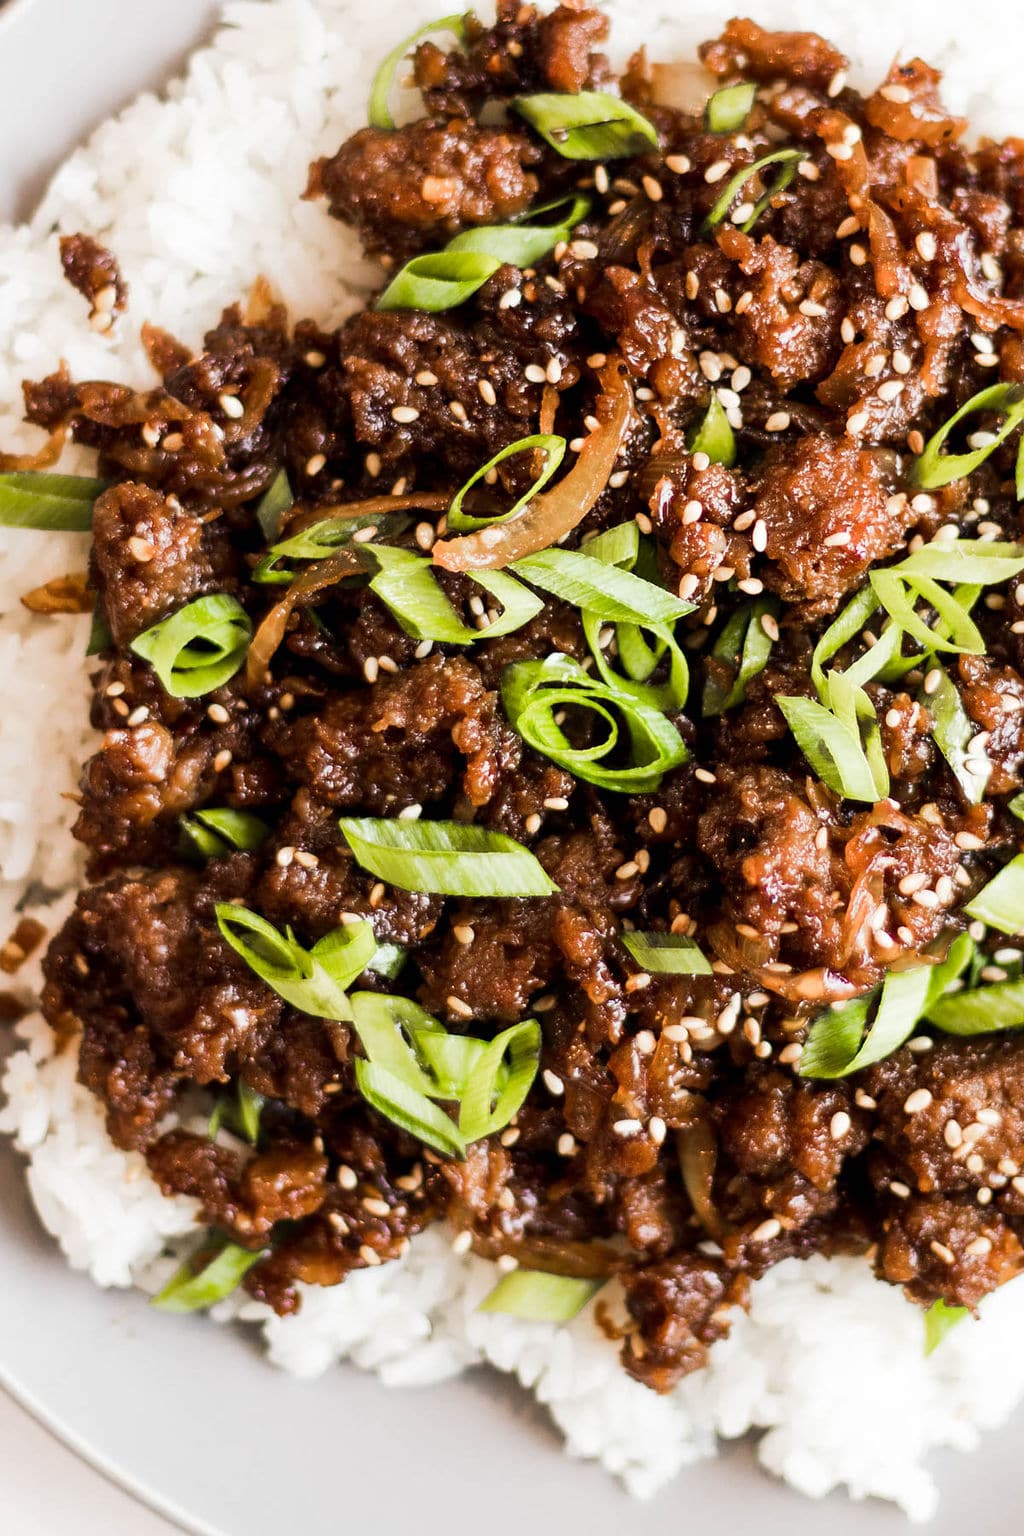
677,1120,727,1238
650,60,715,115
0,427,68,474
431,362,635,572
245,547,362,686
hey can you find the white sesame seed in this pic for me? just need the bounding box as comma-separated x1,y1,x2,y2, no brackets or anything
542,1069,564,1096
830,1111,851,1140
915,231,938,261
337,1165,358,1191
752,1218,782,1242
219,392,245,419
304,453,326,476
390,405,420,424
524,364,547,384
904,1088,933,1115
705,159,731,184
612,1118,643,1136
557,1132,577,1156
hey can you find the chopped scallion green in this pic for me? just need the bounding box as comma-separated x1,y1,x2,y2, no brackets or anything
478,1269,603,1320
511,91,659,161
502,653,689,792
689,393,736,467
181,808,269,860
703,148,802,234
447,434,567,534
621,930,712,974
963,855,1024,935
338,817,558,897
924,1298,969,1354
215,906,378,1018
705,81,756,133
367,13,467,130
130,594,251,699
912,384,1024,490
0,471,108,531
152,1240,263,1313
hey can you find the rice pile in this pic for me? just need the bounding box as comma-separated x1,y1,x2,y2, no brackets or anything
3,0,1024,1519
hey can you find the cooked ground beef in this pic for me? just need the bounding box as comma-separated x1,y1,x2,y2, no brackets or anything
15,2,1024,1391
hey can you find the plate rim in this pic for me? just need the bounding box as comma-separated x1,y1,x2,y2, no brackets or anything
0,1351,207,1536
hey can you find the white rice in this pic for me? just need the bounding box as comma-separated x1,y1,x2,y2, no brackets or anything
3,0,1024,1520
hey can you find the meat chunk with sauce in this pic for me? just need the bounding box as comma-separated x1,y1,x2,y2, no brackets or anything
307,121,541,259
752,433,909,612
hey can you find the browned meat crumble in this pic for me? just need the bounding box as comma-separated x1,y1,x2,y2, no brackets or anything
14,2,1024,1391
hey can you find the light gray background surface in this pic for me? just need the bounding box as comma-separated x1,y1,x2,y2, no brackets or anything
0,2,1022,1532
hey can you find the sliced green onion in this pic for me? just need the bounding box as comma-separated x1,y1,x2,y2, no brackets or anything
895,538,1024,587
511,91,659,161
582,609,689,714
350,992,445,1098
338,816,557,897
458,1019,541,1142
705,81,756,133
688,393,736,467
1009,792,1024,821
703,148,802,234
215,905,378,1018
255,469,293,543
87,601,112,656
870,570,984,656
348,993,540,1158
362,545,543,642
621,931,712,974
922,666,989,804
152,1240,263,1313
927,974,1024,1035
912,384,1024,490
502,653,689,793
447,435,566,534
478,1269,603,1320
210,1080,264,1145
254,513,399,585
511,548,692,629
447,194,590,267
181,808,269,860
924,1299,969,1355
799,938,973,1078
367,13,467,130
964,855,1024,934
703,599,777,715
377,250,502,313
810,586,880,697
578,523,689,713
236,1081,263,1144
581,520,640,567
0,471,108,531
355,1059,468,1157
130,594,251,699
775,692,886,802
1017,435,1024,501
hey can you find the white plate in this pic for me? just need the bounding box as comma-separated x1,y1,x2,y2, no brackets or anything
0,4,1022,1533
